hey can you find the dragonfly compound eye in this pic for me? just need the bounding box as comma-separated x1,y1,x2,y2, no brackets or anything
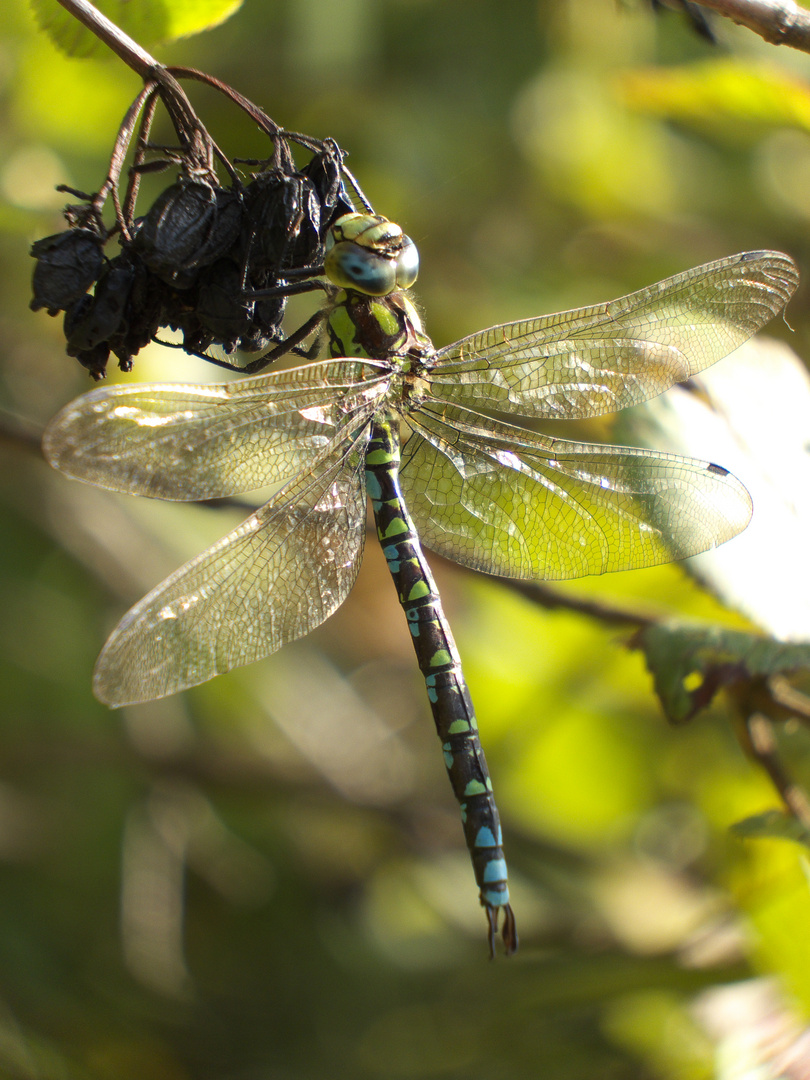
394,235,419,289
324,240,399,296
325,213,419,295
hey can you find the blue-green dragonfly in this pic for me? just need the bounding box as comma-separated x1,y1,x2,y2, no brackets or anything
43,213,798,953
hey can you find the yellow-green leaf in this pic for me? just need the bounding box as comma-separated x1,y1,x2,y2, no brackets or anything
617,58,810,137
30,0,243,58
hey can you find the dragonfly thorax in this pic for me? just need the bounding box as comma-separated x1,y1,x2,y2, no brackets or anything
324,213,419,297
326,282,434,370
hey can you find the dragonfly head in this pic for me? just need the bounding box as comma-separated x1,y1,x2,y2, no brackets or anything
324,213,419,296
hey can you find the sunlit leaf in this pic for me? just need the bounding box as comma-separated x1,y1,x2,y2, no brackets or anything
30,0,243,58
618,58,810,137
634,622,810,724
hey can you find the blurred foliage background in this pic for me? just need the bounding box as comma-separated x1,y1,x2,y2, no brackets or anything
2,0,810,1077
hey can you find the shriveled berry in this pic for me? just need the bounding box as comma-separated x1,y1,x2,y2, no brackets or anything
30,229,105,314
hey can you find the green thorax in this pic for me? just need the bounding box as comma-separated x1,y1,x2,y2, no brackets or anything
326,288,433,365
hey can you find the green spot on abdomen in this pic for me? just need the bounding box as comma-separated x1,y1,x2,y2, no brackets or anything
366,448,393,466
448,719,470,735
382,517,408,538
430,649,452,668
464,780,487,797
406,580,429,601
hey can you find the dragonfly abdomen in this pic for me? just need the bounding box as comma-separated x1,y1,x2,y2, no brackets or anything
367,414,517,955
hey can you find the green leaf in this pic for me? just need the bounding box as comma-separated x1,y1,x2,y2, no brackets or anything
31,0,243,58
731,809,810,848
618,58,810,139
632,622,810,724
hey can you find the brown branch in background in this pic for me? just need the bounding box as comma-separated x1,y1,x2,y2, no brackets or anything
745,713,810,827
0,410,46,456
689,0,810,51
503,579,657,629
428,552,659,628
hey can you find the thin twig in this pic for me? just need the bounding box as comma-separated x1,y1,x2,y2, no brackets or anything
745,712,810,827
688,0,810,52
768,674,810,723
120,84,161,234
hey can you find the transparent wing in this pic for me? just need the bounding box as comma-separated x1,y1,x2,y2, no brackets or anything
427,251,798,419
401,402,752,580
43,358,387,499
93,434,369,707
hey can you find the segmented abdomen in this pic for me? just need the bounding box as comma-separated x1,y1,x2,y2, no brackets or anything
366,414,515,952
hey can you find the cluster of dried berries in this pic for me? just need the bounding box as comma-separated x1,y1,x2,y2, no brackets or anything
30,67,367,379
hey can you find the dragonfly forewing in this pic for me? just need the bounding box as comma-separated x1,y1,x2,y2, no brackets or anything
427,251,799,419
93,437,369,706
43,359,387,500
402,402,752,580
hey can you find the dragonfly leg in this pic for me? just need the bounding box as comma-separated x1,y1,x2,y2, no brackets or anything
239,308,327,373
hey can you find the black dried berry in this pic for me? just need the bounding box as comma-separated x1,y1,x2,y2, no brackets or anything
64,256,135,354
243,172,305,272
301,143,354,236
194,259,255,352
30,229,105,314
132,180,242,286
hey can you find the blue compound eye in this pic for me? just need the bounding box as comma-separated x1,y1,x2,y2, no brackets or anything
395,235,419,289
325,241,398,296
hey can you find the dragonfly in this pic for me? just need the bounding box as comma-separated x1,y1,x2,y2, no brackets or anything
43,212,798,955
